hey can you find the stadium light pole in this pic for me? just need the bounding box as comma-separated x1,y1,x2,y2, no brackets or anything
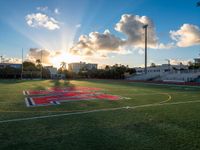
41,50,43,79
21,48,23,80
143,24,148,74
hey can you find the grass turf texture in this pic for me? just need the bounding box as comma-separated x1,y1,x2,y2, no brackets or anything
0,79,200,150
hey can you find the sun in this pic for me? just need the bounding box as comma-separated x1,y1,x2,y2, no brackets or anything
50,51,81,68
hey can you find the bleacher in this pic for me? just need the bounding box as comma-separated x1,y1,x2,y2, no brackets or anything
127,73,160,81
127,69,200,83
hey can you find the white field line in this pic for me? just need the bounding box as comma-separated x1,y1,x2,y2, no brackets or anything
22,90,26,95
0,107,124,123
159,93,172,104
1,100,200,124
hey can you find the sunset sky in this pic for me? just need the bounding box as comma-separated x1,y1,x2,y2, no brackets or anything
0,0,200,68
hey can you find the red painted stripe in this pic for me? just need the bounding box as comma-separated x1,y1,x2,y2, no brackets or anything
31,93,120,105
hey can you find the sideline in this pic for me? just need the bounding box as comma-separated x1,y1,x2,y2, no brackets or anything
1,99,200,124
159,93,172,103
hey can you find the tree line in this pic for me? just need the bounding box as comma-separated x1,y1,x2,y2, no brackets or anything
1,60,200,79
58,64,136,79
0,60,50,79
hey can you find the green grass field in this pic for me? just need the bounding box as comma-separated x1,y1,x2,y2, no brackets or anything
0,79,200,150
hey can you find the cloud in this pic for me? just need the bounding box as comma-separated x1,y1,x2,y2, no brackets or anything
27,48,51,64
26,13,60,30
115,14,158,49
70,14,185,58
70,14,170,57
36,6,48,12
70,29,125,56
76,24,81,28
170,24,200,47
27,48,63,65
138,49,144,55
1,57,21,64
115,14,175,50
36,6,60,15
54,8,60,15
169,59,191,65
156,42,175,49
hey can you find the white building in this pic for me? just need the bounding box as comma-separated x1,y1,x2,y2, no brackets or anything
68,62,97,73
135,64,188,75
127,64,200,82
194,58,200,65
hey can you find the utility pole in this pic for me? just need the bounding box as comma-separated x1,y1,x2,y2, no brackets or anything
143,24,148,74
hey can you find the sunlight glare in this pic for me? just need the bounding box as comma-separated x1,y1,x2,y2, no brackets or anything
50,51,81,68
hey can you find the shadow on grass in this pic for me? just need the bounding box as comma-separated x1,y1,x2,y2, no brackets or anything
49,79,74,88
25,80,75,91
0,79,74,87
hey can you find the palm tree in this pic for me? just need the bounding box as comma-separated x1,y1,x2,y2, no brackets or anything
150,63,156,67
35,59,42,68
60,61,67,70
105,65,110,70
